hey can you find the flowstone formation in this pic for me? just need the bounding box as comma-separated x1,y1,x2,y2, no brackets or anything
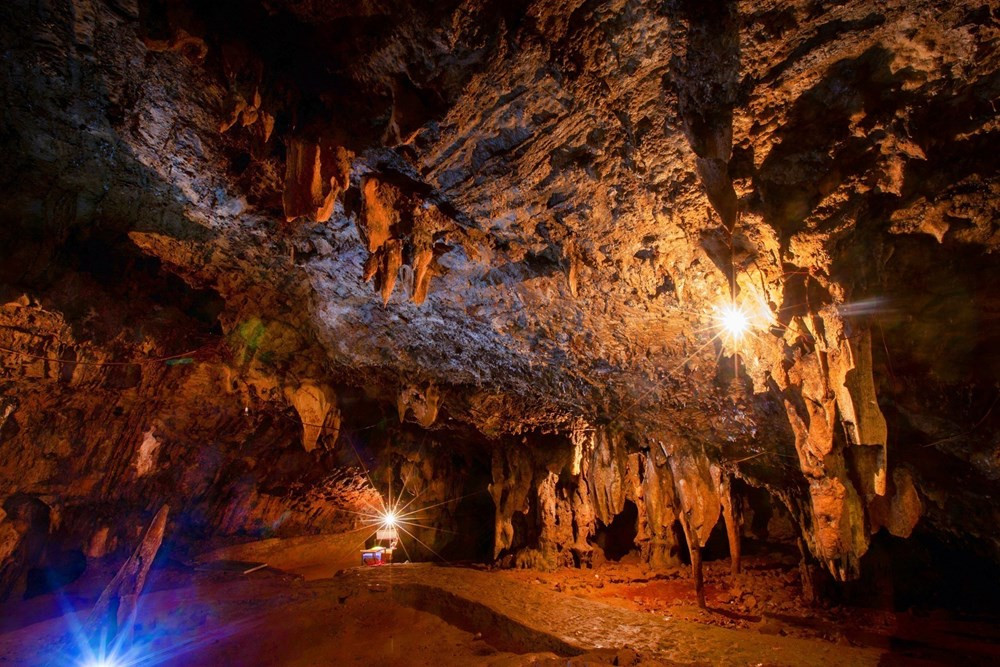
1,0,999,610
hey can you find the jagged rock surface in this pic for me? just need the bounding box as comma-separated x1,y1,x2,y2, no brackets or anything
1,0,999,604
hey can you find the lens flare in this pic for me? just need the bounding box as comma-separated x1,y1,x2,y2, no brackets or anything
380,509,398,529
718,303,750,340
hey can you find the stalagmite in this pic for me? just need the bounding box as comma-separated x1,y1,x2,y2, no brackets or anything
719,473,741,576
85,505,169,642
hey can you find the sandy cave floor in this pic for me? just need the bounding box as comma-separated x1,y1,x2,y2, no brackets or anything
0,536,998,666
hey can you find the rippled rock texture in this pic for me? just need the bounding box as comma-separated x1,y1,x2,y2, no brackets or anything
1,0,998,608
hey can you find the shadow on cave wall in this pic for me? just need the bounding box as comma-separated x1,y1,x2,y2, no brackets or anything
756,45,913,240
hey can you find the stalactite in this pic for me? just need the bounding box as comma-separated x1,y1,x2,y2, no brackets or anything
489,445,534,559
411,246,435,305
282,138,351,223
564,238,581,298
283,382,340,452
642,446,682,569
587,428,628,525
664,441,721,604
356,174,459,305
775,309,884,580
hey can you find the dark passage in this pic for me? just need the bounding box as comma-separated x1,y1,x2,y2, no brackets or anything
592,500,639,561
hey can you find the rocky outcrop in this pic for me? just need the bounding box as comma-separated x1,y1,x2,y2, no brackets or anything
0,497,50,600
0,291,376,600
397,383,442,428
283,382,341,452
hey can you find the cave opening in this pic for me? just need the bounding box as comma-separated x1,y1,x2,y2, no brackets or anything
592,500,639,562
438,453,495,563
834,528,1000,614
733,478,800,557
24,549,86,600
500,492,540,563
701,517,732,562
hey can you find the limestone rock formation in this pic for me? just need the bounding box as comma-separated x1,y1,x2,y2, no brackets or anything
283,381,341,452
282,138,352,224
1,0,998,609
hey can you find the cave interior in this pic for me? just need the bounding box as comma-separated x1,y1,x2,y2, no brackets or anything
1,0,1000,665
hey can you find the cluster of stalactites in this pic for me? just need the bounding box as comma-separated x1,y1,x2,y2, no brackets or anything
718,238,922,581
489,425,741,586
357,174,460,306
768,310,920,581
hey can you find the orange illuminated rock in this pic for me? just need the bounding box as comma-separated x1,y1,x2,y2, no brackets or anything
283,382,341,452
283,138,352,223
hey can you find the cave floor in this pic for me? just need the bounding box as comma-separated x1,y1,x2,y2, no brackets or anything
1,536,998,665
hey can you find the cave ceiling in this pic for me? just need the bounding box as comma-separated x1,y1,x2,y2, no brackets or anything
1,0,999,581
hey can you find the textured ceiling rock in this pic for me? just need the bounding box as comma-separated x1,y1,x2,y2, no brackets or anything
1,0,999,594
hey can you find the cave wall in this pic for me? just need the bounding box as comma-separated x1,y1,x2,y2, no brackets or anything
0,293,383,599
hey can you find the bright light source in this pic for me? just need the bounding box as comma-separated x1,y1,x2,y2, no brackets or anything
83,659,122,667
380,510,398,529
718,303,750,340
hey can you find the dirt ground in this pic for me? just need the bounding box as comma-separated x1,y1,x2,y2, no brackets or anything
495,553,1000,665
0,536,998,666
499,553,875,641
